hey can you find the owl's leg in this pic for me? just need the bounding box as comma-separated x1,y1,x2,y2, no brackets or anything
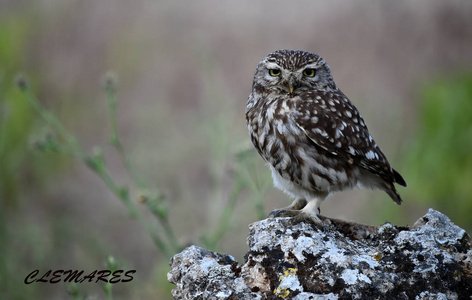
283,194,329,228
297,198,325,225
289,198,308,210
267,198,307,218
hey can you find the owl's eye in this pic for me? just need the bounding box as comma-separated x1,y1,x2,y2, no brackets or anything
303,69,316,77
268,69,281,76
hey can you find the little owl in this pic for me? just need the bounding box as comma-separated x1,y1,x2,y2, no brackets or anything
246,49,406,225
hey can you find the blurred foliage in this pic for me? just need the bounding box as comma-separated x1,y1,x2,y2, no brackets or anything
0,12,69,205
0,14,41,300
402,72,472,230
16,72,184,257
0,14,34,208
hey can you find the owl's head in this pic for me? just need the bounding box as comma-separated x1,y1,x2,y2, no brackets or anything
252,50,336,96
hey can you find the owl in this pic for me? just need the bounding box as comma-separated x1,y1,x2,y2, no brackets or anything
246,50,406,224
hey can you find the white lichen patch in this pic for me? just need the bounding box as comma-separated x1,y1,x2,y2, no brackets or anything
320,243,347,266
199,256,220,274
290,236,315,262
293,292,339,300
215,290,232,298
415,291,449,300
318,240,379,272
377,221,396,235
341,269,372,285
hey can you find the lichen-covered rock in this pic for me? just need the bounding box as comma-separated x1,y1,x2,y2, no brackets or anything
167,246,262,300
168,209,472,299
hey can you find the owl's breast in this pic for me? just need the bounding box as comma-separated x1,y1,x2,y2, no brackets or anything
246,93,358,195
246,95,298,158
246,96,308,181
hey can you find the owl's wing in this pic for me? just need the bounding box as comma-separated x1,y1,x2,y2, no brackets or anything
290,90,402,185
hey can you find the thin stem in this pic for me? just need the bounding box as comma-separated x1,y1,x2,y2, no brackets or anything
104,283,113,300
87,157,171,256
236,155,267,219
21,82,173,257
160,214,181,253
106,89,145,188
249,164,268,219
0,106,9,156
105,88,180,254
25,88,83,158
205,180,244,250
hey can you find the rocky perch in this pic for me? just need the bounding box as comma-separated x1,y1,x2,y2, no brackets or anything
168,209,472,299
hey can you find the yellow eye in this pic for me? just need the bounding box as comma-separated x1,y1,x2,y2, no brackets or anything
269,69,281,76
303,69,316,77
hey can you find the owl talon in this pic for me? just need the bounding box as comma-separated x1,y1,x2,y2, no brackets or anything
268,209,299,218
268,208,326,227
268,198,307,218
293,212,326,228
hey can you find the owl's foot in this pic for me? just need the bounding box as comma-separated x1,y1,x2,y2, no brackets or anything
268,208,300,218
268,208,328,228
293,211,327,227
267,199,307,218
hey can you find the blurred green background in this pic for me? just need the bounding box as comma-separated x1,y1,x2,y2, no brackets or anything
1,1,472,299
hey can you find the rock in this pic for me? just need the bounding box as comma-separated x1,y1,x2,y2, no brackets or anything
168,209,472,299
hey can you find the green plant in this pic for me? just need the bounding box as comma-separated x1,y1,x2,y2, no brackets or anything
17,74,181,258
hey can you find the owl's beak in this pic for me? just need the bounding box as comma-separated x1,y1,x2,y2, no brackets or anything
288,75,298,95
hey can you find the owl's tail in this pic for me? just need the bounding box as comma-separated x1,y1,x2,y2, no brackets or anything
386,186,403,205
385,168,407,205
393,168,407,187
